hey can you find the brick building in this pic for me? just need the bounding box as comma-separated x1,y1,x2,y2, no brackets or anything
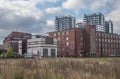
49,25,120,57
84,25,96,56
3,31,31,53
49,29,82,57
49,25,95,57
96,32,120,56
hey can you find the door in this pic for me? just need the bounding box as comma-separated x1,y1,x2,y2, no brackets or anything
43,49,48,57
51,49,56,58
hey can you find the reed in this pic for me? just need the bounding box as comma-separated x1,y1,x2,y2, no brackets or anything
0,58,119,79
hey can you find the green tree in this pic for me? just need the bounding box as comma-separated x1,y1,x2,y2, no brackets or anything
6,47,13,57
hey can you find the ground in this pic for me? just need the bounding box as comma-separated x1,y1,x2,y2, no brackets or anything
0,57,120,79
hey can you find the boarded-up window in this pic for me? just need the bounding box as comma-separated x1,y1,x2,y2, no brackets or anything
45,37,53,44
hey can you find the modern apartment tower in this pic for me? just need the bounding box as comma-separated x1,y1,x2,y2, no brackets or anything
105,20,113,33
83,13,105,32
55,15,76,31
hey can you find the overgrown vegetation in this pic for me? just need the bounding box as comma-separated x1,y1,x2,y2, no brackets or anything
0,58,119,79
0,47,24,59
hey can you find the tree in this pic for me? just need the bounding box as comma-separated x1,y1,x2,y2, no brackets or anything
6,47,13,57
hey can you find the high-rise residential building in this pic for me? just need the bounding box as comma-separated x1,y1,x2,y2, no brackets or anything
83,13,105,32
55,15,76,31
105,20,113,33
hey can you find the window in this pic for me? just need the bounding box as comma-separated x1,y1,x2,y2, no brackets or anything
102,39,104,42
80,37,83,41
99,38,101,42
81,43,83,46
66,37,69,40
96,33,98,36
66,42,69,46
62,32,64,35
105,39,107,42
99,33,101,37
54,33,56,36
111,40,113,43
114,40,116,42
110,34,112,38
51,49,56,57
58,37,60,41
43,49,48,57
58,32,60,35
108,39,110,43
66,31,69,35
96,38,98,41
54,38,57,42
102,33,104,37
99,44,101,47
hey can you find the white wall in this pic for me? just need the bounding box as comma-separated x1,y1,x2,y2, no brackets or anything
27,37,57,57
18,41,22,55
18,36,57,58
27,47,57,57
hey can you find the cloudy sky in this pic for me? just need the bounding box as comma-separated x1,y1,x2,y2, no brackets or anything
0,0,120,44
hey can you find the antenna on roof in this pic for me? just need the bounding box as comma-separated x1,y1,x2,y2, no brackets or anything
16,26,18,32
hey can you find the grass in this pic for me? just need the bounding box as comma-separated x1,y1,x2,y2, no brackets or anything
0,58,120,79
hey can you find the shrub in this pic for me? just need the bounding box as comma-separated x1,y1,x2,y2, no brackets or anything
0,52,7,58
6,47,13,58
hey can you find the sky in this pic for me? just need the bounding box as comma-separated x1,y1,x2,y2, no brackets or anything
0,0,120,44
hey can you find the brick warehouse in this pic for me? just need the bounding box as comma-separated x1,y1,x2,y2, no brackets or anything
3,31,31,53
96,32,120,56
49,25,120,57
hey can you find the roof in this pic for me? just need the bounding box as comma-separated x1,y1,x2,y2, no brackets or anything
6,31,31,39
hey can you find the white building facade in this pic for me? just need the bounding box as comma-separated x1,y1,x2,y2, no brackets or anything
19,35,57,58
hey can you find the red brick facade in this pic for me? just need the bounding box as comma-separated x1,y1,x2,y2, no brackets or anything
3,31,31,53
96,32,120,56
49,25,120,57
84,25,96,56
49,29,84,57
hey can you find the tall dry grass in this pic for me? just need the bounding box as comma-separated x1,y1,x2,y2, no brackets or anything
0,58,120,79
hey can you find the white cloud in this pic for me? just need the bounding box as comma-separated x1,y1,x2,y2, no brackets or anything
62,0,86,11
107,0,120,34
45,7,62,14
76,19,83,23
46,20,54,27
108,10,120,33
0,0,44,20
0,0,120,44
0,0,54,44
37,0,59,3
0,0,60,19
89,0,108,11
